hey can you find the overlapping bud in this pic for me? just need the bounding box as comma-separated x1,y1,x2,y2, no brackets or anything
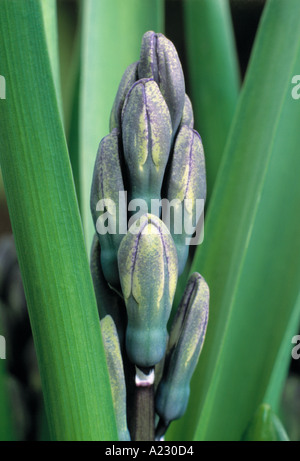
165,125,206,274
100,315,131,441
122,79,172,213
110,61,139,131
181,94,194,128
90,235,126,344
90,129,127,287
155,273,209,437
118,214,178,368
138,31,185,136
90,30,209,441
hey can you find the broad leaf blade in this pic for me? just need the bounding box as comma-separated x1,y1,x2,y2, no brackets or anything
264,293,300,412
40,0,62,115
242,404,289,442
184,0,240,198
0,349,13,440
168,0,300,441
0,0,117,441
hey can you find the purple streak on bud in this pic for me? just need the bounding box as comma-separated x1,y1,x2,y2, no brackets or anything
165,125,206,275
155,272,209,425
138,31,185,136
118,214,178,368
122,78,172,213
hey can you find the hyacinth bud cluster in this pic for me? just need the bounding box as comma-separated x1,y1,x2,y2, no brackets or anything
90,31,209,441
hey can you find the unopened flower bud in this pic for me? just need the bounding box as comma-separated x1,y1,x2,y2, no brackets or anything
122,78,172,214
155,273,209,434
110,61,139,131
138,31,185,135
90,129,127,287
165,125,206,275
90,235,126,344
101,315,131,441
118,214,178,368
180,94,194,129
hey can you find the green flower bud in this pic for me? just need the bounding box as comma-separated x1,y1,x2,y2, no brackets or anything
110,61,139,131
101,315,131,441
180,94,194,129
90,129,127,287
138,31,185,135
155,273,209,434
118,214,178,368
122,78,172,213
90,235,126,344
165,125,206,275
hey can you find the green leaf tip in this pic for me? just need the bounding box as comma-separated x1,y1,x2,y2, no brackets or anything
242,404,290,442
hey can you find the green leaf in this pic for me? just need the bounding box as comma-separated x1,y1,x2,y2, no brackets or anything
0,351,13,441
242,404,289,441
264,292,300,412
0,170,4,200
0,0,117,441
57,0,80,132
67,64,81,202
79,0,164,250
183,0,240,197
40,0,62,115
168,0,300,441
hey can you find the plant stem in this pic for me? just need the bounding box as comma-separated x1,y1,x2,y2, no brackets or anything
132,367,155,441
